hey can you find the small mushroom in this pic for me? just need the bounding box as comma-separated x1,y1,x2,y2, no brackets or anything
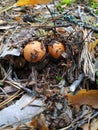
23,41,46,62
48,41,65,59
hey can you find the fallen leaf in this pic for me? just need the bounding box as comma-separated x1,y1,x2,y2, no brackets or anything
29,114,49,130
15,115,49,130
15,0,52,6
88,39,98,52
81,123,90,130
67,89,98,109
0,0,52,15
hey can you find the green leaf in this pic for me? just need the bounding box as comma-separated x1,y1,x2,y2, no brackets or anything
56,76,63,81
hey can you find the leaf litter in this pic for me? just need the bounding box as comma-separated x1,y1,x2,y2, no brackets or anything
0,0,98,130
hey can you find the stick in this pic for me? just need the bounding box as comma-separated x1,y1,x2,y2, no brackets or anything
0,4,16,14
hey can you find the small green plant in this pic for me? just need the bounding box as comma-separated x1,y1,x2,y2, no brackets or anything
56,76,63,81
95,10,98,15
94,33,98,38
61,0,76,6
56,0,77,11
90,0,98,9
89,0,98,19
56,2,65,12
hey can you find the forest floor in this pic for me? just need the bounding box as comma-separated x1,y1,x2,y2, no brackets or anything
0,0,98,130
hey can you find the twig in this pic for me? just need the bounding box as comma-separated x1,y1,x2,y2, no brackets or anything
21,97,36,110
0,90,21,109
45,5,56,33
59,110,98,130
29,24,71,29
84,6,98,19
0,4,15,14
69,73,84,92
5,80,38,96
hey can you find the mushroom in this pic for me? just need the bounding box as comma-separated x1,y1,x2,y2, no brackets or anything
48,41,65,59
23,41,46,62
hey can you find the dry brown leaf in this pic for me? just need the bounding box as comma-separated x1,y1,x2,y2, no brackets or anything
81,123,90,130
29,114,49,130
15,114,49,130
67,89,98,109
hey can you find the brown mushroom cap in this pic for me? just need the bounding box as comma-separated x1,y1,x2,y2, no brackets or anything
48,41,65,59
23,41,46,62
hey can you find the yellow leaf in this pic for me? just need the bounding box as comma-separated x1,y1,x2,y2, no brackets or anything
89,39,98,52
0,0,52,14
15,0,52,6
